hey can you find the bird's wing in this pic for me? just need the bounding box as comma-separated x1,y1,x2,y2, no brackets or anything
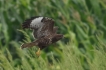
22,16,55,39
33,17,55,39
22,16,40,29
53,26,58,34
40,17,54,34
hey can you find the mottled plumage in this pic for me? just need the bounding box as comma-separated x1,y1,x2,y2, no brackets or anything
21,16,63,50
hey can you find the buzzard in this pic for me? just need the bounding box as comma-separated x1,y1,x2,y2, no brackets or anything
21,16,63,55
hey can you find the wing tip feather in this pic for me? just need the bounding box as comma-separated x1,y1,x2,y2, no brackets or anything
22,16,40,29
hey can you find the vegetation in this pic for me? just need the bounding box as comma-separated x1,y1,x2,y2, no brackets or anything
0,0,106,70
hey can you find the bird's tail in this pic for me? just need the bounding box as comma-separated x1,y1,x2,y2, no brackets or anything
21,41,38,49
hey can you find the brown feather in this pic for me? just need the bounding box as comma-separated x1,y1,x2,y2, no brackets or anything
22,16,40,29
21,16,63,50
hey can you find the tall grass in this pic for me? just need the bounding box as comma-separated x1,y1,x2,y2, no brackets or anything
0,35,106,70
0,0,106,70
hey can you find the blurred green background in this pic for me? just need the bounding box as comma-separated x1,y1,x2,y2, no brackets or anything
0,0,106,70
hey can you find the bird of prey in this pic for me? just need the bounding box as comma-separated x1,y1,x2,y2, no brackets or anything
21,16,63,56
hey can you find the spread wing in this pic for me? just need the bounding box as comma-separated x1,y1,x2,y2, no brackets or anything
22,16,55,39
33,17,55,39
22,16,40,29
41,17,54,34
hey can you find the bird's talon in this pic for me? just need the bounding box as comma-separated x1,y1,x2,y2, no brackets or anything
36,48,41,57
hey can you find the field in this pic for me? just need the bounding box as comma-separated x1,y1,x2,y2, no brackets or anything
0,0,106,70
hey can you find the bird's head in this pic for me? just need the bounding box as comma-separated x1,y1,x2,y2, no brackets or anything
52,34,63,43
